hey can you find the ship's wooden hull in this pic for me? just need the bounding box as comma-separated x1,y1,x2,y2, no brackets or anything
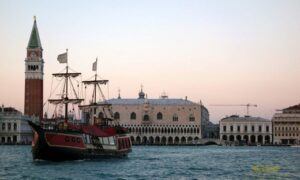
28,121,132,161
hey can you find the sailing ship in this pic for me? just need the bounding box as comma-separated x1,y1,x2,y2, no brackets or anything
28,51,132,161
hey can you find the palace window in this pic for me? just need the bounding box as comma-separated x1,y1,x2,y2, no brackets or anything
223,126,227,132
173,114,178,121
266,126,269,132
2,123,5,131
237,125,240,132
230,125,233,132
251,125,255,132
13,123,17,131
143,114,149,121
189,114,195,122
114,112,120,120
259,126,262,132
130,112,136,120
244,125,247,132
157,112,163,120
8,123,11,131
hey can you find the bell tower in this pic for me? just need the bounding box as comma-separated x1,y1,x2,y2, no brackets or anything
24,17,44,121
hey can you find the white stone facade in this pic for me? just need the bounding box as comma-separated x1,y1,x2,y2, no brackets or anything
219,115,272,145
0,106,36,144
272,104,300,145
84,91,207,145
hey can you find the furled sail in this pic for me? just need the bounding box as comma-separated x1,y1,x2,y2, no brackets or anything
48,98,84,105
52,72,81,78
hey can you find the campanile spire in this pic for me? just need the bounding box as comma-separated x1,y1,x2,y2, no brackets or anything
24,17,44,120
27,16,42,49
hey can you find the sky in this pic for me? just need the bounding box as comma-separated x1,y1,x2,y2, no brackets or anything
0,0,300,122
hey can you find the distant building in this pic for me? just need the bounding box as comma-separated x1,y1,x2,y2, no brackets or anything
0,105,36,144
86,88,208,145
201,105,219,139
272,104,300,145
219,115,272,145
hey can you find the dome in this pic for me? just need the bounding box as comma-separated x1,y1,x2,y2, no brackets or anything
138,85,145,99
138,90,145,99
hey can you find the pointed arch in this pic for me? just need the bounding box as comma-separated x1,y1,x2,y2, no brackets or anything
142,136,147,144
114,112,120,120
188,137,193,143
173,113,178,121
130,112,136,120
189,114,195,121
149,136,154,144
174,137,180,144
143,114,149,121
181,137,186,144
155,136,160,144
136,136,141,144
157,112,163,120
168,137,173,144
161,136,167,144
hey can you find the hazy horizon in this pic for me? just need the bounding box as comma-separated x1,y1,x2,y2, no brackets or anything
1,0,300,123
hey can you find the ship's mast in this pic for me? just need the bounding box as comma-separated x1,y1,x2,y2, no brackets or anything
93,60,97,124
65,64,69,122
81,58,113,125
94,64,97,104
48,49,84,124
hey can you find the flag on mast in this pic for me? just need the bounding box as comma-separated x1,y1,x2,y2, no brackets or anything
92,58,97,71
57,52,68,64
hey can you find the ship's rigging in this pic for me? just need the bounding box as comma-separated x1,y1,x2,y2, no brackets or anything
80,58,114,126
45,51,84,122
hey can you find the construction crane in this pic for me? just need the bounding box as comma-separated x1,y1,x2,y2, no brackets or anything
210,103,258,116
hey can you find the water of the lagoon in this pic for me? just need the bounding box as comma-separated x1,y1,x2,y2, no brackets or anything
0,145,299,180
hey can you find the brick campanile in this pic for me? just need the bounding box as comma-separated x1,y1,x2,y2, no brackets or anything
24,17,44,121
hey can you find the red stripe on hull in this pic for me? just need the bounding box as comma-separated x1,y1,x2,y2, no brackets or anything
45,132,85,149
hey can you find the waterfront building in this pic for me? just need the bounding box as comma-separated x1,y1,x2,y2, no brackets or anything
93,88,206,145
201,105,219,138
272,104,300,145
0,105,36,144
219,115,272,145
24,17,44,120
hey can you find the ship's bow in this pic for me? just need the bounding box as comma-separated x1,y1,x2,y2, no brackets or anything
27,121,44,160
